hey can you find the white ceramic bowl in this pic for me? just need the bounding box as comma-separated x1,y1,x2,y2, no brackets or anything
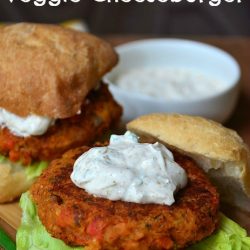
104,39,241,123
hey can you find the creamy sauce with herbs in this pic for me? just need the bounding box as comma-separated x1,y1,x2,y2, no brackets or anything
116,67,227,100
71,131,187,206
0,108,55,137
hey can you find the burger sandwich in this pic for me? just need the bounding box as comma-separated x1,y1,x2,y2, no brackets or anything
17,113,250,249
0,23,122,203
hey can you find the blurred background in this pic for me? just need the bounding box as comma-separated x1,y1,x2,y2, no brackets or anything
0,0,249,36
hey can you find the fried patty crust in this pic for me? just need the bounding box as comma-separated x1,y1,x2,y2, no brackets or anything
0,83,122,165
31,146,219,250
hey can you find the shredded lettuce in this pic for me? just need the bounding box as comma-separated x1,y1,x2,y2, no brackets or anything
0,154,48,180
17,193,250,250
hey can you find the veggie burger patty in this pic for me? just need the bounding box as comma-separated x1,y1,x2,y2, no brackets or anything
30,146,219,250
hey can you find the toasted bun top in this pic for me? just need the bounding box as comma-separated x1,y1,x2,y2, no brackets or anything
0,23,118,118
127,113,250,200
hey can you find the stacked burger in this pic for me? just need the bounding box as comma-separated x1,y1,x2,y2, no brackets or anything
0,23,122,203
17,114,250,249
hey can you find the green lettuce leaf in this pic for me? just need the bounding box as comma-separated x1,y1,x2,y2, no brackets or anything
17,193,250,250
16,193,83,250
187,213,250,250
0,154,48,181
24,161,48,180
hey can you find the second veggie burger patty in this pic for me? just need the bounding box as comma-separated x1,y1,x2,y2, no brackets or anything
0,83,122,165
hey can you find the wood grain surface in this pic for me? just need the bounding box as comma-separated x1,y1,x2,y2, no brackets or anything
0,36,250,242
0,202,21,241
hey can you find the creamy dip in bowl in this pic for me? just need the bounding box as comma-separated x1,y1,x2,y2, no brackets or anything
116,66,227,101
104,39,240,123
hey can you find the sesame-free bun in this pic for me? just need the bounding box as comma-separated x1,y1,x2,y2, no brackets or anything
0,162,33,203
127,113,250,211
0,23,118,118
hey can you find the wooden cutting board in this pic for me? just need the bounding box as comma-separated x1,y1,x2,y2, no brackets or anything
0,202,21,241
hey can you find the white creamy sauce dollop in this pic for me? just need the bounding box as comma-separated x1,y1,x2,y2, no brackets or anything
116,67,227,100
0,108,55,137
71,131,187,206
